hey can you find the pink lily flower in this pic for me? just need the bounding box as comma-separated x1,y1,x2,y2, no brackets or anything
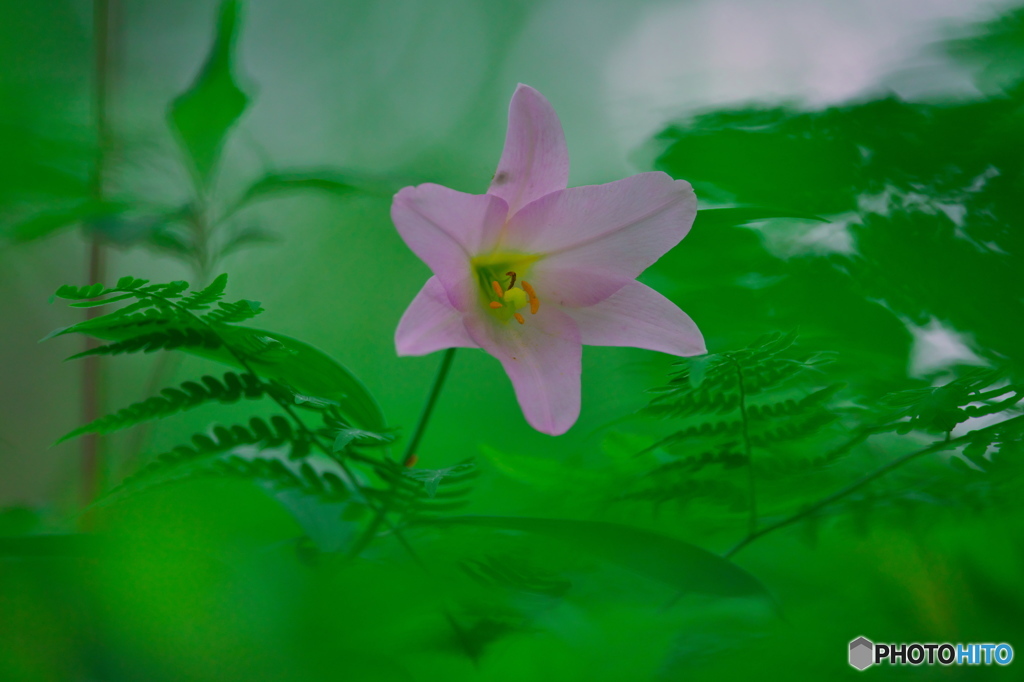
392,84,705,435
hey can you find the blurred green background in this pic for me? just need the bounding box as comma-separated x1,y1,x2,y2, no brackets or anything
2,0,1023,679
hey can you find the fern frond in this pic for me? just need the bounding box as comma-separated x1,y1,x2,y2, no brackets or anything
209,456,351,502
618,479,747,511
65,326,221,360
57,372,269,443
363,459,478,519
179,273,229,310
99,416,301,504
882,367,1022,434
645,447,747,477
203,299,263,324
640,419,743,456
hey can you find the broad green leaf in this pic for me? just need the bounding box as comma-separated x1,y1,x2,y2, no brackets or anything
168,0,250,185
430,516,769,600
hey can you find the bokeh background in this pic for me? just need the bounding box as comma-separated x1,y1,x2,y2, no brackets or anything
2,0,1023,679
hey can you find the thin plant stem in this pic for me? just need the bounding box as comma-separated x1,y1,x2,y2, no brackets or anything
348,348,457,559
80,0,114,511
722,417,1024,559
729,356,757,535
403,347,456,462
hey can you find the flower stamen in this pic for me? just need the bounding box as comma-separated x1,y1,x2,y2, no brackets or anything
489,301,503,309
506,271,517,288
514,313,525,325
491,281,504,297
522,280,540,314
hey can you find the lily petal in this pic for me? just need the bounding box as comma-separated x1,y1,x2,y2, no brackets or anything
392,184,509,309
488,84,570,217
505,172,696,306
395,276,477,356
566,280,706,356
463,306,582,436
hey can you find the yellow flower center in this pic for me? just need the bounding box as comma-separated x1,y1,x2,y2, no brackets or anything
471,252,542,324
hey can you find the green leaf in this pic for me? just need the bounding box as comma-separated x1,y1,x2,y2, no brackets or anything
168,0,250,185
428,516,770,600
239,170,362,204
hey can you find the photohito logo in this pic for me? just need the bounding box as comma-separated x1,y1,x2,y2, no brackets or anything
849,637,1013,670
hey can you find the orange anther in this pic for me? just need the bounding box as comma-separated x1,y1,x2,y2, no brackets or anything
491,281,504,297
514,313,525,325
489,301,503,309
529,297,540,314
521,281,536,297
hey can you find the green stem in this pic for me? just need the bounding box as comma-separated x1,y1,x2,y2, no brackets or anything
348,348,457,558
730,356,756,535
403,348,456,462
722,416,1024,559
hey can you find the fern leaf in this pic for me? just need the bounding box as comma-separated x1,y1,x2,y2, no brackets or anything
179,273,229,310
98,416,301,505
53,283,113,300
65,327,221,360
204,299,263,324
208,456,351,502
57,371,269,443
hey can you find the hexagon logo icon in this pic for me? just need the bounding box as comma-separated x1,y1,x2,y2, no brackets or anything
850,637,874,670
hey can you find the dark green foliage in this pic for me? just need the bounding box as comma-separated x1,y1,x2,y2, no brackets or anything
651,79,1024,381
881,366,1023,434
